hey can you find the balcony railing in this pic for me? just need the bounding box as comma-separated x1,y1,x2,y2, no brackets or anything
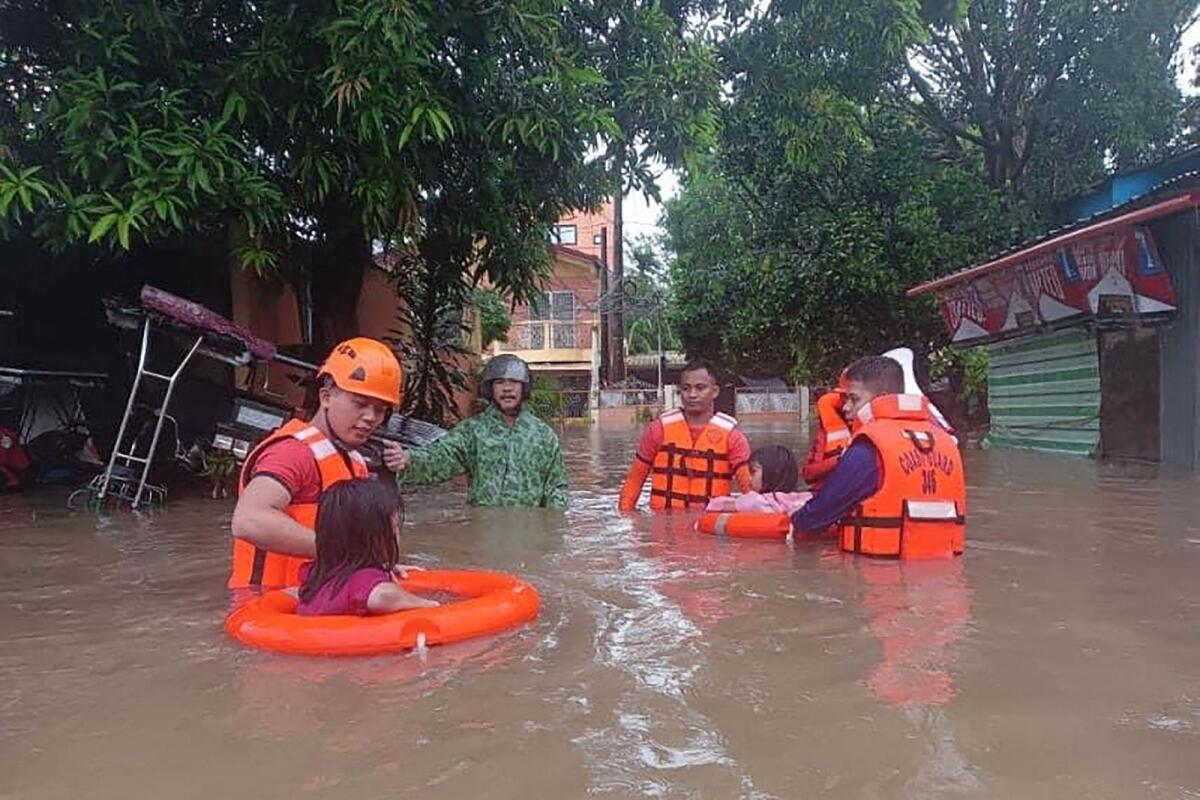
506,320,596,351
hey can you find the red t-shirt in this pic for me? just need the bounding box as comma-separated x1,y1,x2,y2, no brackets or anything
246,437,322,503
635,417,751,469
296,566,393,616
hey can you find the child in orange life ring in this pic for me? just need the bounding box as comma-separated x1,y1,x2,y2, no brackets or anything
293,478,439,616
706,445,812,514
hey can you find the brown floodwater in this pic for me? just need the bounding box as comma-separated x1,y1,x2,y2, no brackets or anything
2,421,1199,799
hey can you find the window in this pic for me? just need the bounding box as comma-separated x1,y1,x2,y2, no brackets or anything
549,224,578,246
528,291,573,321
524,292,576,349
550,291,574,321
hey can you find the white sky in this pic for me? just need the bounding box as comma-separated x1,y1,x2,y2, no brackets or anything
623,24,1200,243
621,169,679,246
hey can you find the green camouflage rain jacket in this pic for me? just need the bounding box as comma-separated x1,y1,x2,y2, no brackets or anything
397,404,568,509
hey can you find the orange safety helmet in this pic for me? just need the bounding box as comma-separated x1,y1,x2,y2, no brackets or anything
317,337,403,407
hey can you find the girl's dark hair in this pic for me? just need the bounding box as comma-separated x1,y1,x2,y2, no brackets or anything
751,444,799,493
299,477,403,603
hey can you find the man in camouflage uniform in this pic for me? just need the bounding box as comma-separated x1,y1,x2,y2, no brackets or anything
386,355,568,509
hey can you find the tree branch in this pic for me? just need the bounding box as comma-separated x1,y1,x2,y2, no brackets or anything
903,64,988,149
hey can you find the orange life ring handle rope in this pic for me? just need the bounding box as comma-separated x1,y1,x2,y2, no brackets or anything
225,569,540,656
696,511,791,540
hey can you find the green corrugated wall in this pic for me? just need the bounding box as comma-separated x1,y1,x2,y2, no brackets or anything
984,329,1100,456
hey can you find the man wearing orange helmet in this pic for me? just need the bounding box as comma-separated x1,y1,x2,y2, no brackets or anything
228,338,406,590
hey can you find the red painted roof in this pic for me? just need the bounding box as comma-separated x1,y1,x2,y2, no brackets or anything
551,243,604,272
907,192,1200,298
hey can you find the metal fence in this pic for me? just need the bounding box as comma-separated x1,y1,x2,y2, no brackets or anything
527,385,805,420
734,387,803,415
599,388,662,408
530,389,591,419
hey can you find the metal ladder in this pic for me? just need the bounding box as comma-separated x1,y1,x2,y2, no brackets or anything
94,319,202,509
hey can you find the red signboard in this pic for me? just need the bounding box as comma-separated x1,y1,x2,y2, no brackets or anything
935,224,1176,343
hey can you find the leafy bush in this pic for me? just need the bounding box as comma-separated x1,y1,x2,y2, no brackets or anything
930,346,989,402
473,288,512,349
526,378,567,423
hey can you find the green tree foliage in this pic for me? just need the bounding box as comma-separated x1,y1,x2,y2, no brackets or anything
472,287,511,349
930,345,989,403
388,250,472,427
1185,41,1200,144
565,1,725,202
623,236,681,356
902,0,1195,219
667,111,1013,382
0,1,722,422
666,0,1193,383
525,376,568,424
0,2,607,352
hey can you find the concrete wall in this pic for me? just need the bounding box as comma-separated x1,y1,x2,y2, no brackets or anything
1152,211,1199,471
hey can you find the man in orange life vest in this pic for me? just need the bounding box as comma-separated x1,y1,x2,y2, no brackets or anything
801,371,851,491
228,338,405,590
618,360,753,511
801,348,954,491
791,356,966,558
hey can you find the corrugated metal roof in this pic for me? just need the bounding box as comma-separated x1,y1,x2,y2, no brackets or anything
908,176,1200,298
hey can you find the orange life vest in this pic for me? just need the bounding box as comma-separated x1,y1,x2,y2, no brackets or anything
650,409,737,510
839,394,966,559
228,418,370,589
802,390,851,489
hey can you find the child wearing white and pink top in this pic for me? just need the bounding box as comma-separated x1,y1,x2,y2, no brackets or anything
705,445,811,514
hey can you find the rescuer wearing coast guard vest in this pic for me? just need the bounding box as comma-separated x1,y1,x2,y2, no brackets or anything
801,348,954,491
228,338,405,589
618,359,753,511
790,356,966,558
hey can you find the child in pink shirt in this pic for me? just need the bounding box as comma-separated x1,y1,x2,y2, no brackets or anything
706,445,812,514
295,478,438,616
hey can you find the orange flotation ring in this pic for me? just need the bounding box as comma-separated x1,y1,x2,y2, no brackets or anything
696,512,791,540
224,569,540,656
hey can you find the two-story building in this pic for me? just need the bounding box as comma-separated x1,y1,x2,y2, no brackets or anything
489,244,605,417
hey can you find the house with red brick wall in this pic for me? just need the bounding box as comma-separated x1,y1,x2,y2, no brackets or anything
550,201,616,267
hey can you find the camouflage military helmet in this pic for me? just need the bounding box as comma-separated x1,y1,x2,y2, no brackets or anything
482,354,532,397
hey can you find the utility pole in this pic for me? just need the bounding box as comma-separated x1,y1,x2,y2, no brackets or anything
608,194,626,383
597,226,608,386
656,303,664,405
